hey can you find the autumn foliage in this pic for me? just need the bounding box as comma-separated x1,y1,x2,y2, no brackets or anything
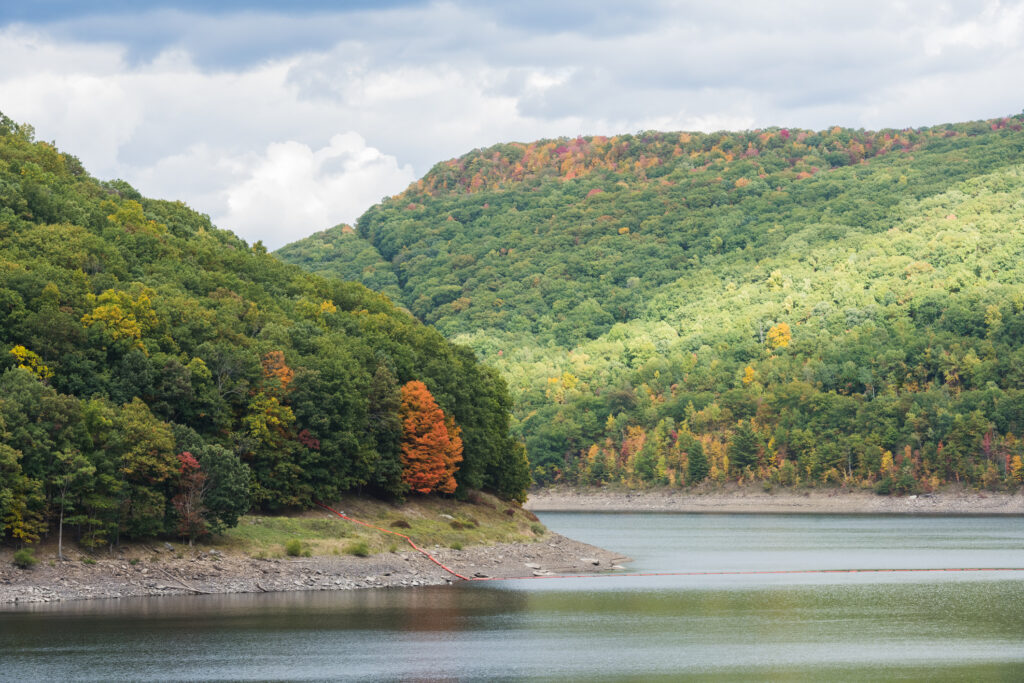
399,380,463,494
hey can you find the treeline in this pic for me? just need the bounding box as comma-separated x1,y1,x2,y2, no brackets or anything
280,114,1024,494
0,114,528,548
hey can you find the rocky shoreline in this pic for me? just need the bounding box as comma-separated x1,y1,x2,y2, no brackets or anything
0,532,628,606
525,485,1024,515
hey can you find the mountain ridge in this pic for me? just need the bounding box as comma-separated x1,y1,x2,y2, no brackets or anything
280,113,1024,493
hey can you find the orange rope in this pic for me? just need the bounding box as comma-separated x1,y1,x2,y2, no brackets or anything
315,502,1024,583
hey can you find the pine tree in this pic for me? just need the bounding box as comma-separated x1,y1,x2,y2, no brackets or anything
399,381,462,494
728,420,760,474
680,430,709,484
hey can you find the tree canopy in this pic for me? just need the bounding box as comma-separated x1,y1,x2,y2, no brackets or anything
281,114,1024,493
0,112,529,548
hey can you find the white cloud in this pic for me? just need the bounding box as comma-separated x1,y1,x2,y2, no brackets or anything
217,134,414,248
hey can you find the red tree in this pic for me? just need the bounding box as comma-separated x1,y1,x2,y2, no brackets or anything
171,452,208,545
399,381,463,494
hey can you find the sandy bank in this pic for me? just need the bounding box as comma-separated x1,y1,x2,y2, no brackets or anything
0,532,628,606
526,486,1024,515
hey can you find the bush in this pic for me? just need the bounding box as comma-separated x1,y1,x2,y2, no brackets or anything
284,539,303,557
450,541,463,550
13,548,37,569
346,540,371,557
530,523,546,536
874,478,893,495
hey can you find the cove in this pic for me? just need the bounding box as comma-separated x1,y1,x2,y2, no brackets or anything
2,512,1023,681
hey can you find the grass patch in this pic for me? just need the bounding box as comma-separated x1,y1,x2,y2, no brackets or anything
345,540,371,557
13,548,37,569
216,491,545,558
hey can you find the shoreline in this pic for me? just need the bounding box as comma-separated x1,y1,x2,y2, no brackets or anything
525,486,1024,515
0,532,628,606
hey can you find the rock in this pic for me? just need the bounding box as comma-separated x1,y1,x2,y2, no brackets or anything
473,572,489,578
439,513,455,520
524,562,541,570
164,543,174,551
580,558,600,566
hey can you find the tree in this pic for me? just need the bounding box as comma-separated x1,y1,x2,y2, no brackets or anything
367,365,405,497
399,381,462,494
728,420,760,474
51,449,95,560
115,398,177,539
196,444,253,533
767,322,792,349
680,430,709,484
171,452,208,546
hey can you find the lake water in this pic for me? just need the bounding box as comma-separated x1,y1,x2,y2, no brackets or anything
3,513,1023,681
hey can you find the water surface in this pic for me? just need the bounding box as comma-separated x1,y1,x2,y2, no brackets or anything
3,513,1023,681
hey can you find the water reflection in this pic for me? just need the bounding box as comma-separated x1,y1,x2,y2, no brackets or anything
2,513,1023,681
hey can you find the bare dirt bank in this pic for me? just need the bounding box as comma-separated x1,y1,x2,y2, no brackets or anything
525,486,1024,515
0,532,628,606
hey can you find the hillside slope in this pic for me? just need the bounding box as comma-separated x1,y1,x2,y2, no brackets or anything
0,113,528,549
280,115,1024,493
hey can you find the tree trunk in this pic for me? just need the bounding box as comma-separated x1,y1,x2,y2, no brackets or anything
58,506,64,561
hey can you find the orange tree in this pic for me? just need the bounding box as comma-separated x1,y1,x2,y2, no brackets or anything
398,380,463,494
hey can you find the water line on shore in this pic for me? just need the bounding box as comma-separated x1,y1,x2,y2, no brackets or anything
315,501,1024,583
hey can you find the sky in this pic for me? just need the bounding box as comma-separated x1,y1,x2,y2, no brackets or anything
2,1,1023,249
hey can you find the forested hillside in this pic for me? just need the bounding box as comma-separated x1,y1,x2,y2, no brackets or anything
280,114,1024,493
0,113,528,549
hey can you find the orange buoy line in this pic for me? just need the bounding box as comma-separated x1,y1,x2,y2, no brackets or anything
473,566,1024,582
315,502,1024,583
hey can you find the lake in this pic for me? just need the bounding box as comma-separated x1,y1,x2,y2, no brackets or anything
3,513,1023,681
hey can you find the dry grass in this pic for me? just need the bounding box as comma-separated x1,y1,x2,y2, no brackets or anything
216,491,545,559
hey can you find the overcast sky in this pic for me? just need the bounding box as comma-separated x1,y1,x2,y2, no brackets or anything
3,1,1023,248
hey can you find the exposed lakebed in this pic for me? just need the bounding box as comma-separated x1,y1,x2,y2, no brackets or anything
3,512,1023,681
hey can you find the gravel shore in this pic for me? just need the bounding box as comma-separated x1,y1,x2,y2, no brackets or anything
525,486,1024,515
0,532,628,606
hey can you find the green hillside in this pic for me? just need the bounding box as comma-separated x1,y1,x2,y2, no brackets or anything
280,115,1024,492
0,113,528,549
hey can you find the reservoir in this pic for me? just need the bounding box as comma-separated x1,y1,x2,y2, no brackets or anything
3,513,1023,680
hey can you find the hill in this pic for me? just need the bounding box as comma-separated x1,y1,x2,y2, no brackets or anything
0,113,528,550
279,114,1024,492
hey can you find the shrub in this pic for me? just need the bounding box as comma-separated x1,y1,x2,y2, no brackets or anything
450,541,463,550
390,519,411,529
346,540,371,557
284,539,303,557
530,523,546,536
874,478,893,495
13,548,37,569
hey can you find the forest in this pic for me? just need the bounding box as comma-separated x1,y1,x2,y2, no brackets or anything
0,113,529,549
280,114,1024,494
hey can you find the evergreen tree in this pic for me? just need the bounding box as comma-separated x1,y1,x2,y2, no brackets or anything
680,431,709,484
728,420,760,474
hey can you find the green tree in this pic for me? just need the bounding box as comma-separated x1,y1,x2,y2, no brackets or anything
728,420,760,474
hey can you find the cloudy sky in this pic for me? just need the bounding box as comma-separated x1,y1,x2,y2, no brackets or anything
3,1,1023,248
